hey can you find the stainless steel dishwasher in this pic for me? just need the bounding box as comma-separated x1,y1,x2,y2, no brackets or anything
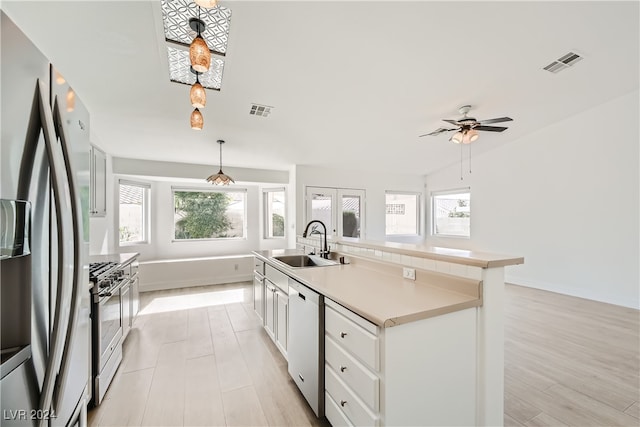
288,277,324,417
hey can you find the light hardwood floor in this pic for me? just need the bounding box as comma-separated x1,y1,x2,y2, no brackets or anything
88,282,639,427
504,285,639,427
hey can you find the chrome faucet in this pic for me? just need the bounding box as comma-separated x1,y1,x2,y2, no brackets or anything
302,220,330,259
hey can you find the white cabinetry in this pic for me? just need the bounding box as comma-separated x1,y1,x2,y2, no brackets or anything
253,259,265,324
254,259,288,359
90,145,106,216
325,298,477,426
325,300,380,427
121,280,131,339
275,287,288,355
264,279,276,339
130,261,139,322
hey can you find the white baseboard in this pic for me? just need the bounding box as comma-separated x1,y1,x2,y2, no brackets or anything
140,274,253,292
507,274,640,310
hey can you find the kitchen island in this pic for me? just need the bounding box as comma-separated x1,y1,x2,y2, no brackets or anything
254,242,523,426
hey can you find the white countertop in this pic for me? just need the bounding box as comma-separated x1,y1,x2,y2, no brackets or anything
254,249,482,328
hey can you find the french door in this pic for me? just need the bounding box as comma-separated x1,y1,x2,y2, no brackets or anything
305,187,365,239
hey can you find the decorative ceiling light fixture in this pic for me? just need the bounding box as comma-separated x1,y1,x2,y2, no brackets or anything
206,139,235,185
160,0,231,91
451,128,479,144
190,68,206,108
190,108,203,130
189,8,211,73
195,0,217,8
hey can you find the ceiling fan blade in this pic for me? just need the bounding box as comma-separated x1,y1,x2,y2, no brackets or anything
442,119,459,126
419,127,457,137
478,117,513,125
475,125,508,132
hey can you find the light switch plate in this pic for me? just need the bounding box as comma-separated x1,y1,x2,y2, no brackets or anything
402,267,416,280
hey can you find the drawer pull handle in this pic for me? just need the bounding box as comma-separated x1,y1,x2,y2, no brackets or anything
340,400,347,407
340,365,347,372
298,373,304,382
340,332,347,338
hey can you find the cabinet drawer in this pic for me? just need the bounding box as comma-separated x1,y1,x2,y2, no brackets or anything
265,264,288,292
326,366,378,427
254,258,265,275
326,336,379,411
325,391,354,427
325,305,379,371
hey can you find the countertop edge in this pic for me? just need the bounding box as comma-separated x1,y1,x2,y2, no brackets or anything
253,250,482,328
318,238,524,268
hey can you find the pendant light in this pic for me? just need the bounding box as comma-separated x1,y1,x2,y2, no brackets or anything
191,108,203,130
206,140,235,185
189,8,210,73
195,0,217,8
190,68,206,108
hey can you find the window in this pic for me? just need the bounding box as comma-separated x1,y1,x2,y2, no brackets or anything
264,188,286,238
173,189,246,240
385,192,420,236
119,181,150,244
305,187,365,239
432,189,470,237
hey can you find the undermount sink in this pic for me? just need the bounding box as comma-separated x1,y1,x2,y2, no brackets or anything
271,254,339,268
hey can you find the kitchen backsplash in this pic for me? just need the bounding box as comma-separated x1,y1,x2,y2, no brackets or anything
295,236,483,281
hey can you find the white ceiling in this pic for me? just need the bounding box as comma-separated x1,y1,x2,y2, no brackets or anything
3,1,638,176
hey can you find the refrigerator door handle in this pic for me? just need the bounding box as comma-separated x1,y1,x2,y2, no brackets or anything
49,98,86,419
31,80,76,426
52,96,84,418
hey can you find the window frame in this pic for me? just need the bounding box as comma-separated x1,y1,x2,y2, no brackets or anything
304,186,366,240
118,179,151,246
171,186,248,242
263,187,286,240
430,188,471,238
384,191,421,237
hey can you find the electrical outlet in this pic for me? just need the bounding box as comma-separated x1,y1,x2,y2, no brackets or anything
402,267,416,280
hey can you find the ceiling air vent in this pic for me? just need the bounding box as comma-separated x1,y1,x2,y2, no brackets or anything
543,51,583,73
249,103,273,117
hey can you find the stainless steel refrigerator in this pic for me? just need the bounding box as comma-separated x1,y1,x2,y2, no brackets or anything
1,11,91,427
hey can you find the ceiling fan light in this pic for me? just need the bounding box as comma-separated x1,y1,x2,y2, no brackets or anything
191,108,203,130
190,35,211,73
451,131,463,144
190,81,206,108
464,129,479,144
195,0,218,8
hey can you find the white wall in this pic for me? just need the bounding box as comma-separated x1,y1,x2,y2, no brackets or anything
295,165,425,243
426,90,639,309
90,157,293,261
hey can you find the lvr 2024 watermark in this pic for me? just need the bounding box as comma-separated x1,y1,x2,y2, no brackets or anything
3,409,57,420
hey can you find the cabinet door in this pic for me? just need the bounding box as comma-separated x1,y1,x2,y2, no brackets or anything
253,273,264,324
264,281,276,340
275,289,288,357
121,282,131,339
130,275,139,323
90,145,106,216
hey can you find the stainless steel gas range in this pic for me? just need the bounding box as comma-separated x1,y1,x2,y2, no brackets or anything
88,254,139,406
89,261,126,406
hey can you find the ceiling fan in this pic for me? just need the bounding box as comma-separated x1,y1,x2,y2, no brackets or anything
419,105,513,144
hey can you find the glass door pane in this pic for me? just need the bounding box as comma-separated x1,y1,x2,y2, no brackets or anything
310,193,333,234
341,195,361,238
